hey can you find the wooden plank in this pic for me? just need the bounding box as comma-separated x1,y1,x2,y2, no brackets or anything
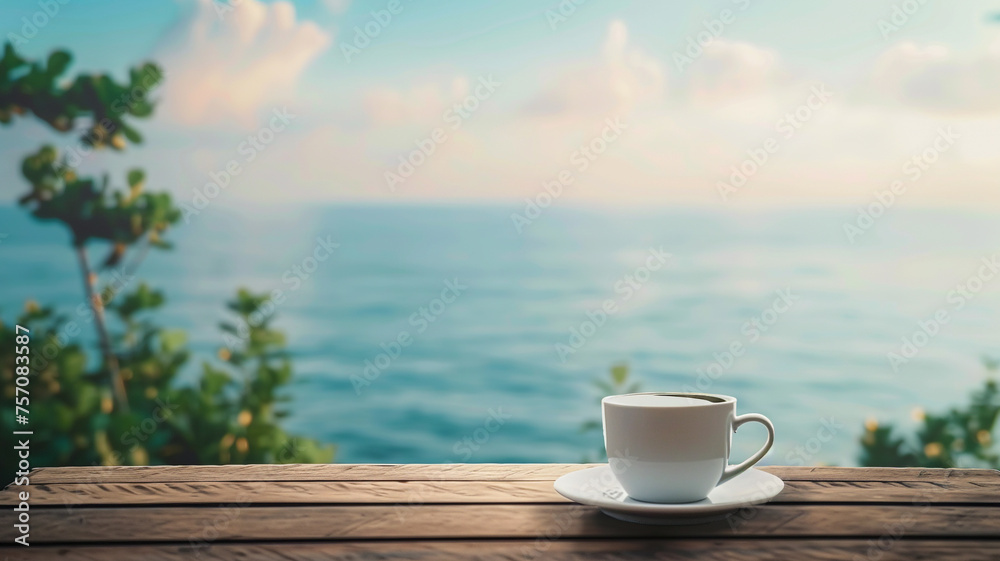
767,466,1000,482
3,539,1000,561
0,480,562,506
22,463,1000,484
4,477,999,507
24,463,599,484
777,479,1000,503
2,503,998,543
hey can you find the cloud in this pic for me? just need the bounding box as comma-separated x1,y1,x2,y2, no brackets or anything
155,0,331,128
363,78,470,126
869,41,1000,114
524,20,665,117
681,40,786,105
149,16,1000,210
321,0,351,15
523,23,786,120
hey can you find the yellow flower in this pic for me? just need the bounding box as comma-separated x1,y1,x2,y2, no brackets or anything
924,442,943,458
864,417,879,432
24,300,39,313
95,431,119,465
220,433,235,449
145,387,157,399
218,348,231,361
131,447,149,466
977,430,991,446
101,395,114,414
238,410,252,427
236,437,249,453
910,407,924,422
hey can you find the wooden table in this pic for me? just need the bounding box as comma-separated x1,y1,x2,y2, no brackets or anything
2,464,998,559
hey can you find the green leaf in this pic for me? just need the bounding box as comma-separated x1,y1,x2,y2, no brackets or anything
127,169,144,188
121,124,143,145
611,363,628,386
129,100,154,118
1,42,27,73
160,329,187,353
46,50,71,76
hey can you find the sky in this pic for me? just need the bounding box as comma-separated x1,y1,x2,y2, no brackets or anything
3,0,1000,207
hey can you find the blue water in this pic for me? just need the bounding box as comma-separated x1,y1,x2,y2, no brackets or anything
2,204,999,466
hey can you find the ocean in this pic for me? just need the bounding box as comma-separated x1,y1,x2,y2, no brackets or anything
2,203,999,466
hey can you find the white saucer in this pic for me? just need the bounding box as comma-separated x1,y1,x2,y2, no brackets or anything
553,465,784,525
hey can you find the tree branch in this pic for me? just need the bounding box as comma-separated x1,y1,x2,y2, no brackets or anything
76,244,129,413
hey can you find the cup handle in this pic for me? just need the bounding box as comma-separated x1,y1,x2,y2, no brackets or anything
718,413,775,485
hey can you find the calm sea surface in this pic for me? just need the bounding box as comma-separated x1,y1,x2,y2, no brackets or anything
3,204,1000,466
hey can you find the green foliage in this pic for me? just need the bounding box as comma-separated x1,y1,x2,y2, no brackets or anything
178,289,335,465
580,363,641,461
0,43,331,484
859,361,999,468
20,145,181,258
1,305,96,475
0,42,161,148
1,287,333,482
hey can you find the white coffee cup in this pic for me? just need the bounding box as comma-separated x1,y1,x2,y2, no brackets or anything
602,392,774,503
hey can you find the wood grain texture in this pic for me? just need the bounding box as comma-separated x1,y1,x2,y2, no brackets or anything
24,463,597,484
0,480,563,506
2,503,999,543
766,466,1000,482
3,465,998,558
21,464,1000,484
3,539,1000,561
4,478,998,507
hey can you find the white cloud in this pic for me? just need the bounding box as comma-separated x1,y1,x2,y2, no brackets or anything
153,18,1000,209
525,20,665,118
156,0,331,128
870,41,1000,114
363,78,470,126
321,0,351,15
682,40,785,105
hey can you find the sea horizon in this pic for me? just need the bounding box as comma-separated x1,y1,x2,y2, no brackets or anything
3,203,999,466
